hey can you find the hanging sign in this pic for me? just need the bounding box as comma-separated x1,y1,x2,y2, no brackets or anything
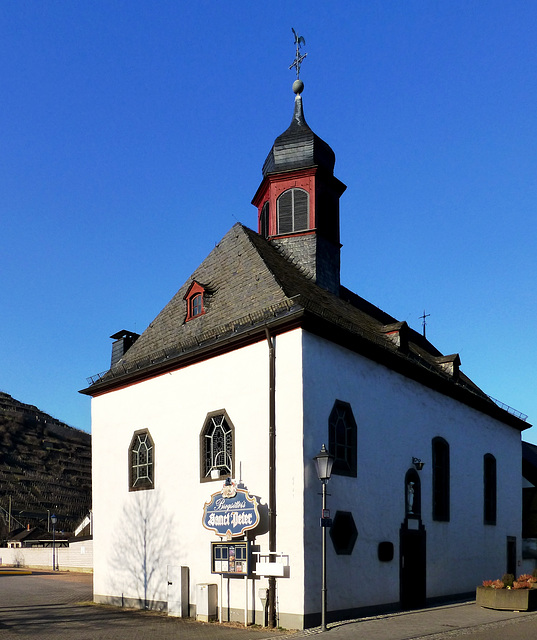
202,480,260,539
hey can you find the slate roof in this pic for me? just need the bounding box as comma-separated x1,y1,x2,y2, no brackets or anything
83,223,528,431
262,94,336,176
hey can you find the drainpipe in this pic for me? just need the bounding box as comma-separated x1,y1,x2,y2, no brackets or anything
265,328,277,628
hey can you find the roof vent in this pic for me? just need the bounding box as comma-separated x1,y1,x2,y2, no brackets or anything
110,330,140,367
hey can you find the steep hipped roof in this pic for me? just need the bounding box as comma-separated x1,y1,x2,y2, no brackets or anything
82,223,528,431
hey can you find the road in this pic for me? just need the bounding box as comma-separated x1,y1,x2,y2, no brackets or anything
1,570,537,639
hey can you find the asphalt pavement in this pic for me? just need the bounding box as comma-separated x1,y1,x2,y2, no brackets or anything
1,569,537,639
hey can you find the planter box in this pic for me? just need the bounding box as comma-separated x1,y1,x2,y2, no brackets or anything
476,586,537,611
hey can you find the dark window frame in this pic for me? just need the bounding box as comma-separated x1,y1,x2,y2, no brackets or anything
200,410,235,483
328,400,357,477
432,436,450,521
484,453,497,525
129,429,155,492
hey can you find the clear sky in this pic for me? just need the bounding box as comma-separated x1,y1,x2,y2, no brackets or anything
1,1,536,442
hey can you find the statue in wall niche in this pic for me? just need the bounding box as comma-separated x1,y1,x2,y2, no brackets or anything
406,481,415,514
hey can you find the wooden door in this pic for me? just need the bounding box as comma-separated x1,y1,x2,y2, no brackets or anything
400,523,426,610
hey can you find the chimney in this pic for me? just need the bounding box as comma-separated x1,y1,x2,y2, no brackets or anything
110,330,140,367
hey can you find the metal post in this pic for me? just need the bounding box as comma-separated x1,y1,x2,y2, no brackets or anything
314,444,333,633
52,522,56,571
265,329,277,628
244,574,248,627
321,481,327,631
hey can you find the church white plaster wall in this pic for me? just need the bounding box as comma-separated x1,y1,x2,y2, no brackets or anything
91,332,307,624
301,330,522,614
92,324,522,627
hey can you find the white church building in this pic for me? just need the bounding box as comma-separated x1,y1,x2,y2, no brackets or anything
82,76,529,629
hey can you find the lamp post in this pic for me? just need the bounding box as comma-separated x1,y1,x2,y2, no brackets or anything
51,514,57,571
313,444,334,632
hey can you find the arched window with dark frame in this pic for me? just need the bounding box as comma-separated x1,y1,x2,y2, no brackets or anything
277,188,309,234
484,453,497,525
328,400,357,477
200,411,234,482
129,429,154,491
432,436,450,521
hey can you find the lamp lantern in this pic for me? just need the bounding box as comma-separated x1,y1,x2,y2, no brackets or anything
412,457,425,471
314,444,335,483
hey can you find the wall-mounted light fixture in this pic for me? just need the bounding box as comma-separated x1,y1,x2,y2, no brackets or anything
412,457,425,471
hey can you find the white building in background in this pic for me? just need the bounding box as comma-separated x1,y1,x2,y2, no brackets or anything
82,78,529,629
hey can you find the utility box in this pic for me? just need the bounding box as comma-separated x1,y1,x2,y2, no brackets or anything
196,583,217,622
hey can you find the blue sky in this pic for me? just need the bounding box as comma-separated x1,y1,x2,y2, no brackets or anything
1,1,536,442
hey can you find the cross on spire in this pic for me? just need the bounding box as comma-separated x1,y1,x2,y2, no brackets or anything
419,310,431,339
289,28,307,79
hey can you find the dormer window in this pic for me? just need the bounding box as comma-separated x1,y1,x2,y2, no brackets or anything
184,281,206,321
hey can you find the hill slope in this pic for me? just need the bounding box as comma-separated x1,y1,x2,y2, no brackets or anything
0,391,91,537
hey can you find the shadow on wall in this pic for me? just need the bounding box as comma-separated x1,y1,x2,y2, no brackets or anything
108,489,178,609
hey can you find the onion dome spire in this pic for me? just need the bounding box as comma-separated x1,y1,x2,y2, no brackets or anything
252,30,346,295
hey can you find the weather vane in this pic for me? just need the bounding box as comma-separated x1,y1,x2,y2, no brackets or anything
289,28,307,79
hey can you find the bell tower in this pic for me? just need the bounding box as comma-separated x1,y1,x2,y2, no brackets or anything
252,78,346,294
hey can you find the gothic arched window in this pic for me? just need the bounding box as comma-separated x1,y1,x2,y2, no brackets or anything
201,411,234,482
129,429,154,491
277,188,309,234
328,400,357,477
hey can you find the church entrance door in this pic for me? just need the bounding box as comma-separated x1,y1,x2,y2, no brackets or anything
399,522,426,610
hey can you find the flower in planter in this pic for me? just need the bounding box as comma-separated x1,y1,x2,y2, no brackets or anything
482,574,537,590
514,574,537,589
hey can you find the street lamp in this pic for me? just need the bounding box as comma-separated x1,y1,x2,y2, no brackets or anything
51,514,57,571
313,444,334,632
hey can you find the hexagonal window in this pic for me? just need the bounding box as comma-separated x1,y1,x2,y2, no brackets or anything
329,510,358,555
